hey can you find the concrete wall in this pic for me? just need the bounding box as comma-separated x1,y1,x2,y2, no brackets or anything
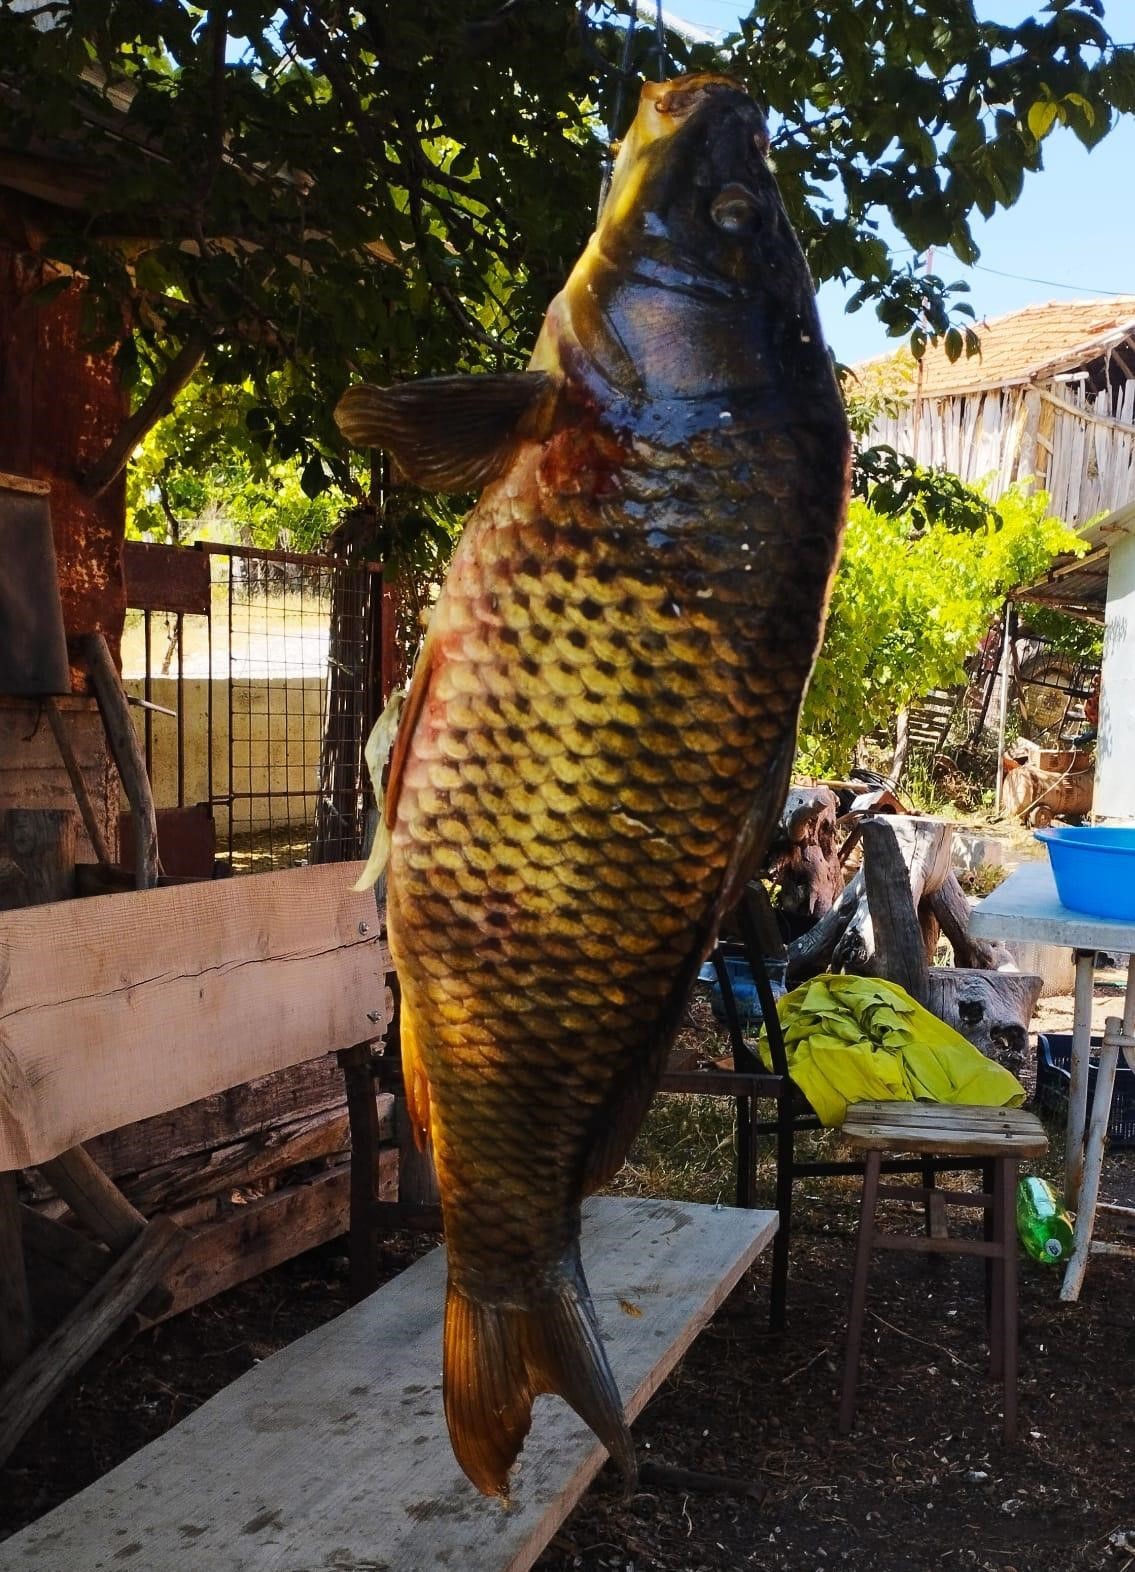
125,675,328,834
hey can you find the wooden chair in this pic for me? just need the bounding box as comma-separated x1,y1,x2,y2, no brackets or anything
837,1100,1049,1443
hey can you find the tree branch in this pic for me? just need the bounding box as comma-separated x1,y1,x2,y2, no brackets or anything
81,334,209,498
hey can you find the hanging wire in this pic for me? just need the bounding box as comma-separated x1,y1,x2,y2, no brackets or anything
592,1,673,216
653,0,670,82
596,0,639,216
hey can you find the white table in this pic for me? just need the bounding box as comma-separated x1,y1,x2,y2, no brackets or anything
970,858,1135,1301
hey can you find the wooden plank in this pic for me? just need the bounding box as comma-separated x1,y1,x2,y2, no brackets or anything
38,1145,146,1251
119,1103,372,1214
843,1102,1047,1157
122,541,211,615
0,862,390,1169
0,1197,776,1572
152,1153,395,1323
85,1057,356,1180
0,1216,186,1470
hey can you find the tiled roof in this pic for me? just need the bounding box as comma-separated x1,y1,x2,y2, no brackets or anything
855,296,1135,398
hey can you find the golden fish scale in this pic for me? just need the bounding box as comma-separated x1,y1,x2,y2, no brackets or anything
387,421,837,1299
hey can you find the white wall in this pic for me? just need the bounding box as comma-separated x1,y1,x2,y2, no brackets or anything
1094,524,1135,821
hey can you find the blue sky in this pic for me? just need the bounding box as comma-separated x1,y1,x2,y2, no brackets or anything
673,1,1135,366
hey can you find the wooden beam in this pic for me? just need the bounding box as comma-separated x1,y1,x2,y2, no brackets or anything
0,1216,185,1470
339,1043,386,1302
151,1155,395,1324
86,1057,360,1180
1037,383,1135,438
0,863,390,1169
120,1104,360,1214
43,698,113,864
79,632,159,890
0,1172,31,1372
37,1145,147,1252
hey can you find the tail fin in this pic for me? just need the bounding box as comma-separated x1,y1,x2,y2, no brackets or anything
443,1248,636,1499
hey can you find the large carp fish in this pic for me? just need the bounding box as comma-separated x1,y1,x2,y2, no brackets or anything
336,72,850,1498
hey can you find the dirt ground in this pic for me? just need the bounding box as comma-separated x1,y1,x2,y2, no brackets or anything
2,986,1134,1572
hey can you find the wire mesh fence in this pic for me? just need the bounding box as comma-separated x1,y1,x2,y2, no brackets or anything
123,539,383,876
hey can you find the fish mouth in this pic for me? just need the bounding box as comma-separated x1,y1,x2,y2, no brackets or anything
600,73,758,237
638,73,752,131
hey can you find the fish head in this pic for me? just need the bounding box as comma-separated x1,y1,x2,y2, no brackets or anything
538,73,838,412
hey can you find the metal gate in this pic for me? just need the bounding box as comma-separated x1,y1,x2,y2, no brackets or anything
122,539,384,875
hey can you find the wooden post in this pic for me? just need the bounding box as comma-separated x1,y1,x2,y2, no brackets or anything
339,1042,384,1303
858,817,942,996
79,631,159,889
0,1215,185,1469
0,1173,31,1372
2,807,78,908
38,1146,147,1253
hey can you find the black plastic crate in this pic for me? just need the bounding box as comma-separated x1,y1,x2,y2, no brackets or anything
1035,1032,1135,1148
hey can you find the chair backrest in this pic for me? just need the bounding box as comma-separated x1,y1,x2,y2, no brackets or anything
0,863,390,1169
713,882,791,1079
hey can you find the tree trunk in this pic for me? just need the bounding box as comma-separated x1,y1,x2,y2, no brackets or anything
858,816,939,997
927,874,1016,970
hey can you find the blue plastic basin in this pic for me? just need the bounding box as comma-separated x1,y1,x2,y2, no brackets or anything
1034,825,1135,922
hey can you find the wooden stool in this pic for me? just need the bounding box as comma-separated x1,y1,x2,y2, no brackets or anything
838,1101,1049,1444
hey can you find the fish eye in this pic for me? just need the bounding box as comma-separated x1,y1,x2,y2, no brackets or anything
711,183,759,233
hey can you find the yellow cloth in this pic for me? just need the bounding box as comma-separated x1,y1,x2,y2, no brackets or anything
757,973,1026,1127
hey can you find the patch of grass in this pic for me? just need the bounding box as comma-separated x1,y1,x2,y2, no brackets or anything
610,1093,745,1206
956,861,1008,898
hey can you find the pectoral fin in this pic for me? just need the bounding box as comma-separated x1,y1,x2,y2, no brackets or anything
334,371,558,492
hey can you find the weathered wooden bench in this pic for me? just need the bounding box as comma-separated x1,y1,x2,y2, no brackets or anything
0,1195,775,1572
0,860,394,1465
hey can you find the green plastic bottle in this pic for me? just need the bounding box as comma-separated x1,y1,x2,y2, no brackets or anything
1016,1175,1075,1264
